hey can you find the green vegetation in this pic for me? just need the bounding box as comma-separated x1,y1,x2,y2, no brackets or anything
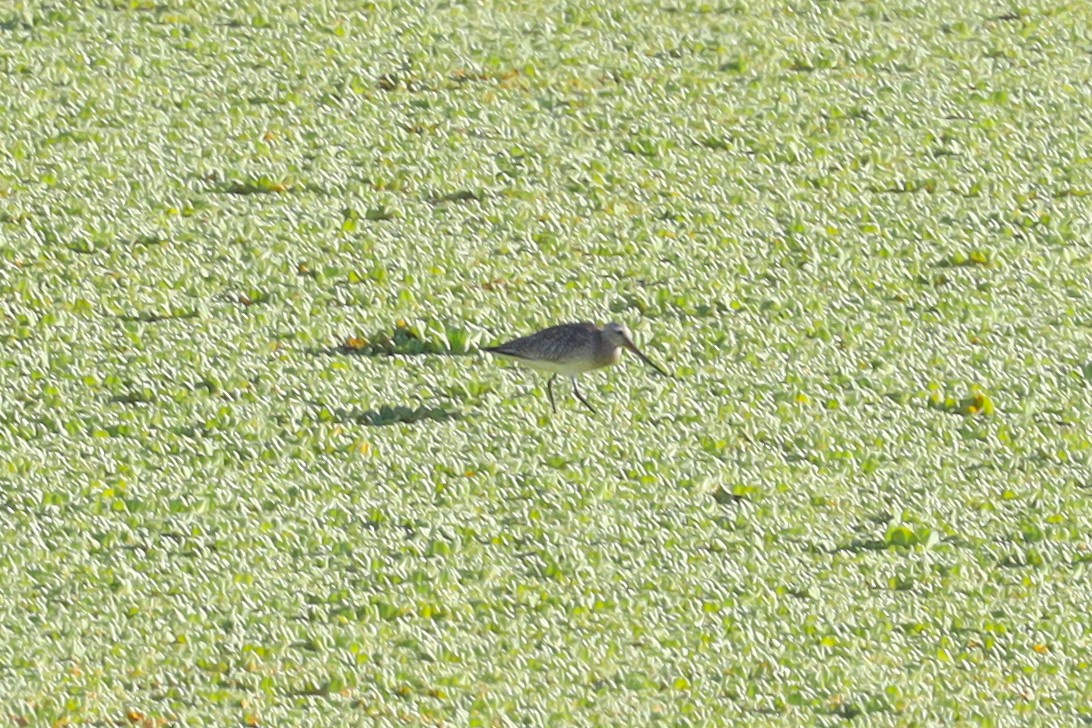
1,0,1090,724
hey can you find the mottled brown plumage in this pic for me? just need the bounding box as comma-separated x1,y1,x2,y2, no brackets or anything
483,321,669,412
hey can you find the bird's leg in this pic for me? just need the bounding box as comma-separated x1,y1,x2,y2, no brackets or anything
571,378,596,413
547,374,558,413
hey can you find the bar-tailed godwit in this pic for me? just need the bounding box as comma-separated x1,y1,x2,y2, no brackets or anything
483,321,670,412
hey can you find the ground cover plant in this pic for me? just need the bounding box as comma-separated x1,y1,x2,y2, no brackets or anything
0,0,1090,724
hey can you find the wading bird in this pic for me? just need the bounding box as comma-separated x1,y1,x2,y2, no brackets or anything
483,321,671,413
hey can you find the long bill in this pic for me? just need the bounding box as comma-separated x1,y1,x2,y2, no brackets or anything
624,341,672,378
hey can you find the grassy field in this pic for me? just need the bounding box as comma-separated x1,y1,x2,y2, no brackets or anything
1,0,1090,724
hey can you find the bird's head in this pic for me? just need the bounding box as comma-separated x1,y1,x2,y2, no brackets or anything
603,321,670,378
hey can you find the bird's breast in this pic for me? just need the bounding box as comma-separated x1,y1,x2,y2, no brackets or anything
596,346,622,369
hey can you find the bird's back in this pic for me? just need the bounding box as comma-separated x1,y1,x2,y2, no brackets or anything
484,322,608,374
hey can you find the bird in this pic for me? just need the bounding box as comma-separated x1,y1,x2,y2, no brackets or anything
482,321,671,413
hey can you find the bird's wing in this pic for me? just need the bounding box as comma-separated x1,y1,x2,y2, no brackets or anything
483,322,598,362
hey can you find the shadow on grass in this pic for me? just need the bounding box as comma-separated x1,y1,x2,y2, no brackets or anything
108,392,155,406
309,323,475,358
216,177,321,195
830,538,888,554
312,401,460,427
428,189,482,205
711,487,748,505
117,310,198,323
